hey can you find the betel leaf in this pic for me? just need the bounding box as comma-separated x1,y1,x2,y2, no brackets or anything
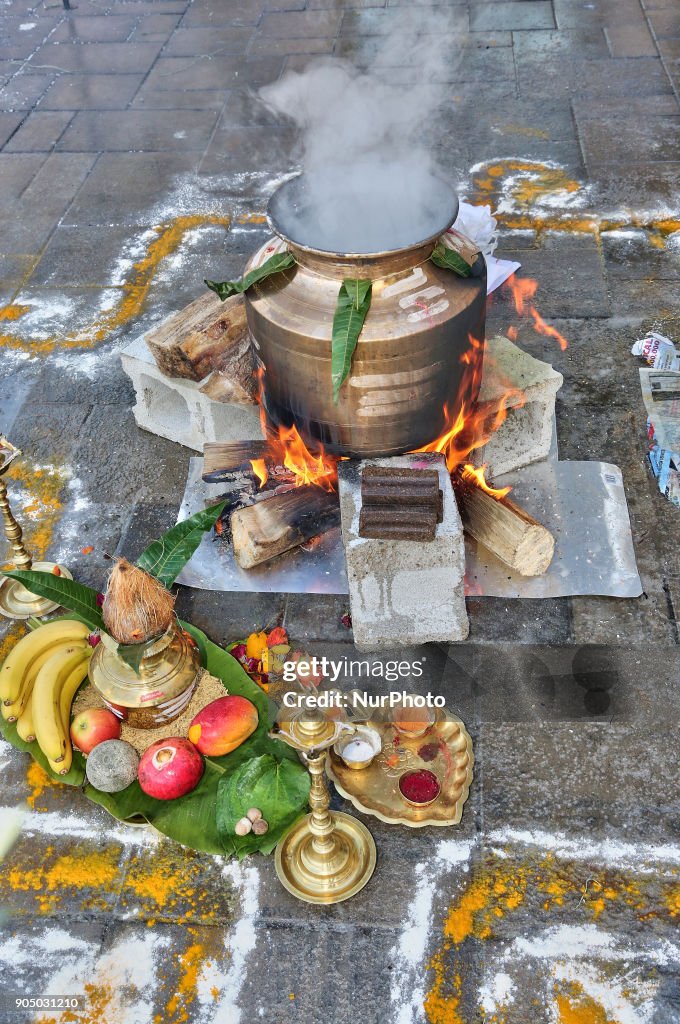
205,251,296,301
1,570,103,631
331,278,372,403
430,242,472,278
136,501,226,588
216,753,310,860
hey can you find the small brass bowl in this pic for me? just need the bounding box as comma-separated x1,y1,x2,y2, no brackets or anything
334,725,382,770
398,769,441,807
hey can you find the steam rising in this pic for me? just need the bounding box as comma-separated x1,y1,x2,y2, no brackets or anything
260,12,463,254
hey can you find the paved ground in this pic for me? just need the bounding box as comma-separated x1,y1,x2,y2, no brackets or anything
1,0,680,1022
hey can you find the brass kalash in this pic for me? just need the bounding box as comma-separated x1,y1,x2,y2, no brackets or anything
245,174,487,458
273,703,376,904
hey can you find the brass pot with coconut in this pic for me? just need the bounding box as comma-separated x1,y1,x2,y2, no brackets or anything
88,558,201,729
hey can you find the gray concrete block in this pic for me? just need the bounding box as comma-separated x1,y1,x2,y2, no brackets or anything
472,334,563,478
338,453,468,650
120,335,264,452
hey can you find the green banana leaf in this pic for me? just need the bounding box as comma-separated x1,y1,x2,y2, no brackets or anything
430,242,472,277
1,623,299,855
85,629,298,854
205,251,296,301
136,501,226,588
331,278,372,402
216,754,310,860
1,570,104,631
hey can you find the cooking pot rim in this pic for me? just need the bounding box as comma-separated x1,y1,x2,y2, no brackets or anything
266,172,459,260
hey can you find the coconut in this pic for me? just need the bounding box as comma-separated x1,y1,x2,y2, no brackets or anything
102,558,175,645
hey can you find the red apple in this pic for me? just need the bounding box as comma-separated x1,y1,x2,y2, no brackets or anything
188,695,258,756
138,738,203,800
70,708,121,754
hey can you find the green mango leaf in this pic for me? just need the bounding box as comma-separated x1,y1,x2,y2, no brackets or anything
113,639,148,676
331,278,372,403
136,501,226,588
216,753,310,860
205,251,296,301
430,242,472,277
1,571,103,631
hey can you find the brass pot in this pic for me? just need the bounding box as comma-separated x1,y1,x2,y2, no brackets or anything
244,176,486,458
88,618,201,729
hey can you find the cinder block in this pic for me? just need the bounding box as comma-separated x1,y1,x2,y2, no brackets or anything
120,336,264,452
472,335,563,478
338,453,468,651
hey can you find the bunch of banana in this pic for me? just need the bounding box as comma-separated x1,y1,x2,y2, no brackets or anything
1,620,92,775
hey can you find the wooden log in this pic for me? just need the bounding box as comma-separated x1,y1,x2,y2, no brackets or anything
203,441,269,481
455,467,555,577
361,467,440,508
359,505,437,541
198,334,257,405
145,292,250,382
231,487,340,569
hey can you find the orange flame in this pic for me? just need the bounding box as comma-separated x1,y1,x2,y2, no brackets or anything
504,275,568,351
416,334,524,478
460,462,512,499
254,365,337,490
250,458,269,489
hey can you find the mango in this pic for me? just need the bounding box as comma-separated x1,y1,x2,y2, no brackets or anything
188,695,258,756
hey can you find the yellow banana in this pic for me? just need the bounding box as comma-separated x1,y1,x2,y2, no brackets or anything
48,657,91,775
1,620,90,707
33,646,91,764
2,638,88,722
16,691,35,743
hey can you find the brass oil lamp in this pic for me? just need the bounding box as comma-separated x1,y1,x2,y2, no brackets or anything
273,706,376,904
0,436,72,619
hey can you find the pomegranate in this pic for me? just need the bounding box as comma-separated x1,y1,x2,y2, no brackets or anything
138,737,203,800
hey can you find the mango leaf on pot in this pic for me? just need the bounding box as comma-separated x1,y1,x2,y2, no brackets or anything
331,278,372,403
216,753,311,859
205,251,296,301
430,241,473,278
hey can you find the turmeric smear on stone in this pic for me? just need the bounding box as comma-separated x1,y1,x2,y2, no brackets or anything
121,850,221,924
4,845,122,914
1,461,66,566
37,982,119,1024
0,214,231,358
556,981,619,1024
25,761,62,810
425,863,526,1024
154,941,207,1024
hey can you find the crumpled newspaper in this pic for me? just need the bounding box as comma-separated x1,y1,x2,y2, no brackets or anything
451,201,520,295
631,331,680,371
639,367,680,509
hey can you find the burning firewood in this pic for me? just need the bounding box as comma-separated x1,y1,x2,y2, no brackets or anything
231,487,340,569
455,465,555,577
203,441,269,482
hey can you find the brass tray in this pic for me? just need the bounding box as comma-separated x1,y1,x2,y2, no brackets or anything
327,711,473,828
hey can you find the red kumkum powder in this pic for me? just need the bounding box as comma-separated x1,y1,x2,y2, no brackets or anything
398,769,441,805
